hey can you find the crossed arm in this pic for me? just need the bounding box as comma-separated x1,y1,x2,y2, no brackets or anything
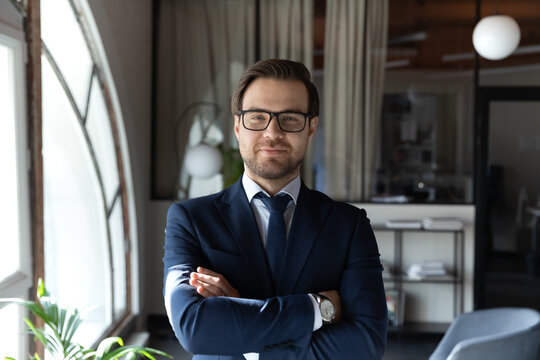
189,266,342,324
163,203,387,359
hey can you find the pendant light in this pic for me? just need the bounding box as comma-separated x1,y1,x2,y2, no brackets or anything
472,0,520,60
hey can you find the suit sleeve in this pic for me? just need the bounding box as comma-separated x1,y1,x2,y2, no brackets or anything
308,209,387,360
163,202,315,356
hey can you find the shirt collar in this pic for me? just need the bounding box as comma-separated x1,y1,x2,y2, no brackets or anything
242,172,301,205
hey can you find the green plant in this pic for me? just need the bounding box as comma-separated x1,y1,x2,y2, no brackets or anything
220,146,244,188
0,279,171,360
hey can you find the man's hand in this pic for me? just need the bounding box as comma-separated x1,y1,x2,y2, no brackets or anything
189,267,241,298
319,290,342,323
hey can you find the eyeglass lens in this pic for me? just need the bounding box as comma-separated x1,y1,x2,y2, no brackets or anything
242,111,306,132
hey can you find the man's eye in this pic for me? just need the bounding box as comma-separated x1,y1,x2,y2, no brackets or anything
247,113,267,121
281,116,301,122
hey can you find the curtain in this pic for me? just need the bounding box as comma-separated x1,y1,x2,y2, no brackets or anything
364,0,388,198
260,0,314,186
323,0,388,201
260,0,313,68
155,0,255,197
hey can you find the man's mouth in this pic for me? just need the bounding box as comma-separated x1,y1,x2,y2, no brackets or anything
259,147,287,155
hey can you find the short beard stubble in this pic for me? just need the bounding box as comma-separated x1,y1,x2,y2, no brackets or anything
241,147,304,181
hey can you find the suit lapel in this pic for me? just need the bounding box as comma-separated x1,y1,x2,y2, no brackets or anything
214,179,273,298
278,184,332,295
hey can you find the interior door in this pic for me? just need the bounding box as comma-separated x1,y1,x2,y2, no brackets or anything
475,87,540,309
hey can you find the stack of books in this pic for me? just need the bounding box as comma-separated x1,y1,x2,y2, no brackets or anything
407,261,446,279
385,219,422,229
371,195,410,203
422,217,463,230
380,260,392,279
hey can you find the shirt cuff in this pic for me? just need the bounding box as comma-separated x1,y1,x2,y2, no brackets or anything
308,294,323,331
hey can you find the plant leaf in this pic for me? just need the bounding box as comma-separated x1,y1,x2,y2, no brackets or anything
2,281,170,360
37,278,46,298
139,350,156,360
94,337,123,360
24,318,47,346
63,309,82,344
0,298,51,327
57,308,66,339
82,351,96,360
24,319,58,357
64,342,85,360
100,346,172,360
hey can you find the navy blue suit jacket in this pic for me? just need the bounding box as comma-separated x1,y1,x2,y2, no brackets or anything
163,179,387,359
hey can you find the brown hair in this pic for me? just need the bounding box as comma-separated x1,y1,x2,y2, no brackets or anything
231,59,319,118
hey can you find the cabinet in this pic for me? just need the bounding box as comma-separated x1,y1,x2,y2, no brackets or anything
373,226,464,332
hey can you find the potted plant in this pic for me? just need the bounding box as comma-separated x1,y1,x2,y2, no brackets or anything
0,279,171,360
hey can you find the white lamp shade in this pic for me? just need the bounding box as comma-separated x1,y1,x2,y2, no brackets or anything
184,143,223,178
473,15,520,60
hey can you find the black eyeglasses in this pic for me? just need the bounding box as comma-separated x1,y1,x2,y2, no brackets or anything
238,110,310,133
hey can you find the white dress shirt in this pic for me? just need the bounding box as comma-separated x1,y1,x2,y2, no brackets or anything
241,173,322,360
242,173,300,247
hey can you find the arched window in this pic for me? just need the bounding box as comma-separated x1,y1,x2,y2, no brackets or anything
40,0,135,348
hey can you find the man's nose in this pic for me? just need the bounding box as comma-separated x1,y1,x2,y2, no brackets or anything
263,116,284,138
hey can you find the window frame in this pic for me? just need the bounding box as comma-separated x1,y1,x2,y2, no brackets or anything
0,19,32,360
17,0,139,356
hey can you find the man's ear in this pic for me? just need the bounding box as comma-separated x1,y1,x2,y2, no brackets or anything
308,116,318,140
233,115,240,140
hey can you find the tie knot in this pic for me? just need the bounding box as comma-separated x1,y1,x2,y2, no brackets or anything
257,193,291,214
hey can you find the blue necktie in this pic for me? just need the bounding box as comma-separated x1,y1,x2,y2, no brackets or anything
257,193,291,289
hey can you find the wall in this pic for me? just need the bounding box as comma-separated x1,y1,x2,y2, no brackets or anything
480,65,540,87
0,0,23,29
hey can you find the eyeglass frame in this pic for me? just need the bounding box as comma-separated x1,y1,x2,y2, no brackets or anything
237,109,313,133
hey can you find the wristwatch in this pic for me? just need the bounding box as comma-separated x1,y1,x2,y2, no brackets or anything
313,293,335,325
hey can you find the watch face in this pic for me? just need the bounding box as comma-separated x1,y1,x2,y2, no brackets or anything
321,300,335,321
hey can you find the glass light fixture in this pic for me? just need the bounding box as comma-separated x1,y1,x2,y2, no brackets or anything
184,143,223,179
473,14,520,61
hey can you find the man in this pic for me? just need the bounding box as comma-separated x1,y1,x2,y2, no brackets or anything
163,59,387,360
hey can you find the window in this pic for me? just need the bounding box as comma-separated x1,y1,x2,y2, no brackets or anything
0,22,31,360
40,0,134,348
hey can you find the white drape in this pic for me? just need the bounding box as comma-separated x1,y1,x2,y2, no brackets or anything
364,0,388,197
323,0,388,200
260,0,314,186
260,0,313,69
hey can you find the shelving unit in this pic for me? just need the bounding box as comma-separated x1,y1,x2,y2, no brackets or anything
374,226,465,333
